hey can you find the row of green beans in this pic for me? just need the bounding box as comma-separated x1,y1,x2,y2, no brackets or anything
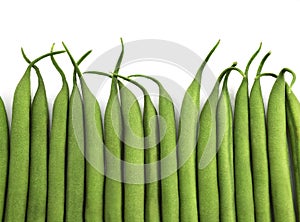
0,41,299,222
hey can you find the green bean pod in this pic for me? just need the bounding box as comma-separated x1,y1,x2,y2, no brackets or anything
249,52,272,222
267,68,296,221
47,46,70,222
104,75,122,222
217,67,245,222
177,41,220,222
128,74,179,222
197,63,236,222
4,50,64,222
0,97,8,221
63,43,105,222
119,80,145,222
22,52,48,222
234,45,261,222
65,78,85,221
286,75,300,220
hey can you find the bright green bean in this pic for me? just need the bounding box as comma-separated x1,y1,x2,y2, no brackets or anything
104,75,123,222
286,71,300,220
21,51,48,222
0,97,8,221
217,67,245,222
103,41,124,222
197,62,236,222
267,68,296,222
177,41,220,222
234,45,261,222
249,52,272,222
119,80,145,222
47,45,70,222
62,44,97,222
4,50,64,222
129,74,178,222
63,42,105,222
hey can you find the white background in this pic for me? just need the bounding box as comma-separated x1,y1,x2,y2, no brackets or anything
0,0,299,120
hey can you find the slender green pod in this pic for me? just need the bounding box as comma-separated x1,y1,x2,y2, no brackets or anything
62,44,98,222
197,62,237,222
234,45,261,222
129,74,179,222
217,67,245,222
249,52,273,222
4,50,64,222
122,77,160,222
0,97,8,221
267,68,296,221
286,69,300,220
104,75,123,222
22,51,48,222
47,45,70,222
63,43,105,222
119,80,145,222
177,41,220,222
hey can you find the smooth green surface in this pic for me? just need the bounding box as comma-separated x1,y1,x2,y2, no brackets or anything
65,84,85,222
286,85,300,220
250,79,272,222
0,98,8,221
47,48,69,222
119,81,145,222
234,78,255,222
177,41,219,222
217,77,236,222
267,72,295,222
104,77,122,222
26,67,48,222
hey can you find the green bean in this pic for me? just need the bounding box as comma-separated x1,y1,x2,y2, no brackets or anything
119,80,144,222
4,50,64,222
197,62,236,222
234,45,261,222
286,69,300,220
177,41,220,222
249,52,272,222
103,41,124,222
114,39,160,221
104,75,123,222
217,67,245,222
64,42,105,222
267,68,296,221
21,51,48,222
129,74,179,222
47,45,70,222
121,76,160,222
62,43,98,222
0,97,8,221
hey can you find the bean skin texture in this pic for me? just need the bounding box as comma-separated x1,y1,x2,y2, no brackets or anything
65,81,85,222
24,57,48,222
285,71,300,220
249,53,272,222
0,97,8,221
47,47,69,222
119,80,145,222
140,85,160,222
4,50,64,222
63,45,98,222
217,70,243,222
104,76,123,222
177,41,220,222
197,63,236,222
128,74,179,222
267,70,295,222
81,79,105,222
